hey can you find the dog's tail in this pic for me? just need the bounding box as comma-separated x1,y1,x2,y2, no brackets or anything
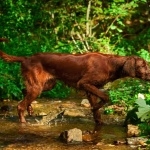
0,51,26,62
0,38,9,42
0,38,26,62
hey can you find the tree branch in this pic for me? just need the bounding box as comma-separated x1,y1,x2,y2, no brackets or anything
86,0,91,37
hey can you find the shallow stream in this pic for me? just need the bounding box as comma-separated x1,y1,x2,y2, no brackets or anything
0,99,133,150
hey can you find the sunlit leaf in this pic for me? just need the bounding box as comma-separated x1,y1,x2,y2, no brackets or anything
110,25,116,30
136,107,150,121
117,28,123,32
135,99,147,107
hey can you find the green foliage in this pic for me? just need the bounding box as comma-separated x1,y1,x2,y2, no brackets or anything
138,123,150,136
0,0,149,100
124,107,140,125
0,61,23,100
1,0,149,54
133,99,150,136
108,78,150,105
124,96,150,135
136,99,150,122
104,108,114,115
137,49,150,62
41,81,71,99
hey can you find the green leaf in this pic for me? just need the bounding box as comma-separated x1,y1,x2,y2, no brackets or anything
110,25,116,30
136,107,150,121
117,28,123,33
135,99,147,107
136,99,150,121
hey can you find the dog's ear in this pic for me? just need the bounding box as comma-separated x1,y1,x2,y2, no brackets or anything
123,57,136,77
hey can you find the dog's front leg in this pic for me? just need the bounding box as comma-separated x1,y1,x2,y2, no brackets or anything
78,81,109,124
87,92,109,124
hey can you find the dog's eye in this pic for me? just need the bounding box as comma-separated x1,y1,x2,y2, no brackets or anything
136,64,147,72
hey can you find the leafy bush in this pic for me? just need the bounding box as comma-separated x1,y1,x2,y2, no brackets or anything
137,49,150,62
108,78,150,105
41,81,71,99
0,0,149,100
123,94,150,135
130,98,150,136
136,98,150,122
0,61,23,100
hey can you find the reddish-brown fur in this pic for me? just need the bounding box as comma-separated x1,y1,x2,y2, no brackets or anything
1,39,150,124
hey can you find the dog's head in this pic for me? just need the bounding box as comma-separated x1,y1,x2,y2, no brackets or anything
123,56,150,81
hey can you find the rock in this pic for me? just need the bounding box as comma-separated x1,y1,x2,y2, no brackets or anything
100,114,125,125
0,105,13,118
32,101,38,104
3,99,11,102
81,99,91,108
60,101,77,109
38,112,47,116
114,140,127,145
127,124,141,137
82,130,97,142
59,128,82,143
63,109,86,117
38,108,64,125
126,137,148,146
104,105,126,115
0,105,12,112
53,100,62,103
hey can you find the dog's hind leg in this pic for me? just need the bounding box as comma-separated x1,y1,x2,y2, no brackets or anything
18,67,56,123
17,83,43,123
43,79,56,92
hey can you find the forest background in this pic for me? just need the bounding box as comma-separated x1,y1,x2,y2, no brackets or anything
0,0,150,106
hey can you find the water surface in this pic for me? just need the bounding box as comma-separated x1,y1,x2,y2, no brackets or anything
0,99,133,150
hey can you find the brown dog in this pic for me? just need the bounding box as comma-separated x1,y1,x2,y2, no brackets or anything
0,39,150,124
